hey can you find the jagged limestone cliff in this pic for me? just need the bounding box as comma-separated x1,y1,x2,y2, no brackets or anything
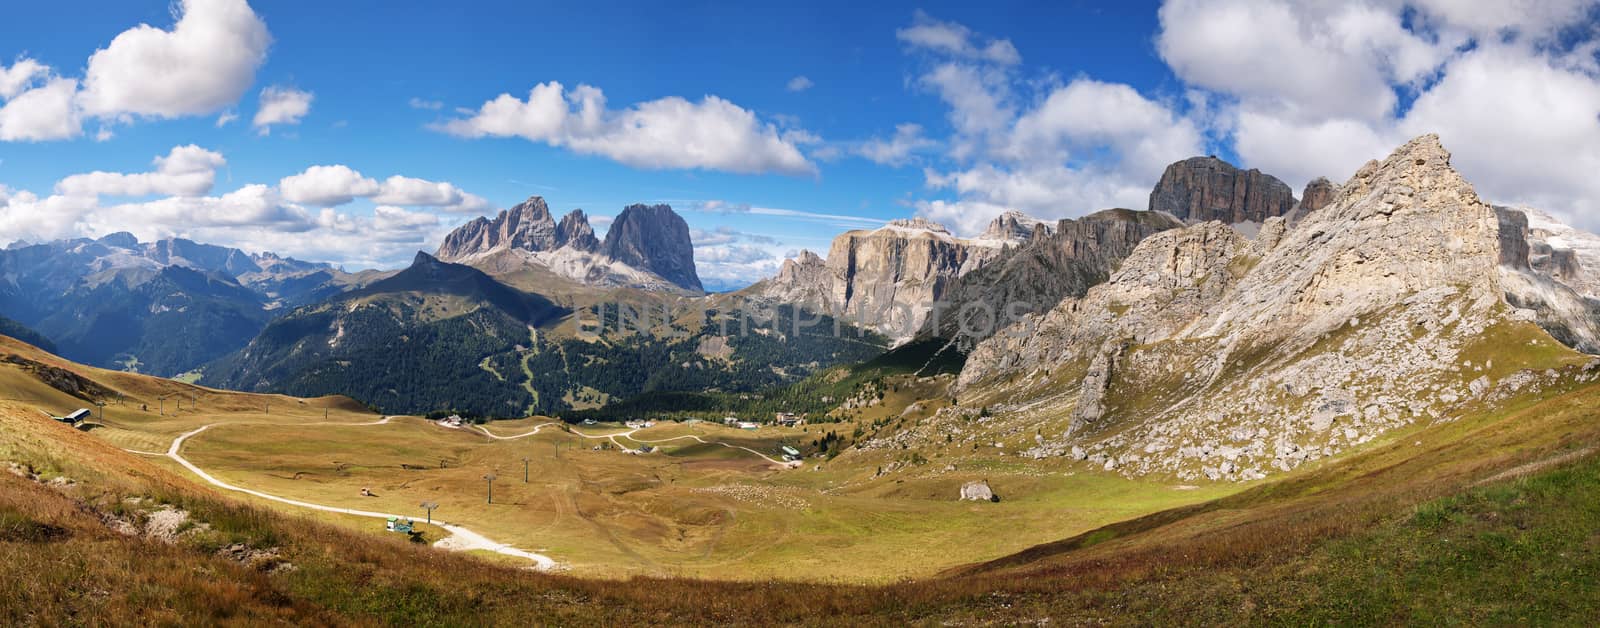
756,216,1041,340
922,208,1183,348
954,134,1587,482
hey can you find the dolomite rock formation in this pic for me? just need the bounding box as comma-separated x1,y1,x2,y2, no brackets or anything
602,204,702,292
755,214,1043,340
978,210,1050,242
959,134,1549,482
1299,177,1338,215
1148,156,1296,224
766,250,833,309
1495,207,1600,353
554,209,600,253
924,208,1184,348
437,196,560,259
1519,207,1600,299
436,197,702,293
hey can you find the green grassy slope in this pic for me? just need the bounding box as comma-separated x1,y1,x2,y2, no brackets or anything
7,331,1600,623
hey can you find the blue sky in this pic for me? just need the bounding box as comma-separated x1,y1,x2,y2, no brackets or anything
3,1,1600,290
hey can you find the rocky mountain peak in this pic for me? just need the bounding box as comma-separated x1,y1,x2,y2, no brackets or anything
555,209,600,252
602,204,702,292
98,232,139,249
764,250,835,306
1148,155,1296,224
436,196,560,261
495,196,558,249
980,210,1049,242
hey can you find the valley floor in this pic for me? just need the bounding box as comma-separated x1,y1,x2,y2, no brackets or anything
7,370,1600,624
6,334,1600,623
101,408,1234,581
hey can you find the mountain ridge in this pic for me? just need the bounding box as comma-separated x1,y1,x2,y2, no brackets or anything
437,197,703,293
952,134,1593,482
0,233,381,375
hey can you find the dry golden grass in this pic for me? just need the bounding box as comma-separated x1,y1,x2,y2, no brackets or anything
6,333,1600,623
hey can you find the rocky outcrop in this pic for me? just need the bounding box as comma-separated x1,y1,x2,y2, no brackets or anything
555,209,600,253
1069,347,1117,435
1496,208,1532,270
767,250,834,308
1520,207,1600,299
924,208,1184,347
755,214,1037,341
959,480,996,502
1148,156,1296,224
1300,177,1338,215
602,204,702,293
823,218,968,339
437,197,703,293
960,135,1551,482
1494,206,1600,353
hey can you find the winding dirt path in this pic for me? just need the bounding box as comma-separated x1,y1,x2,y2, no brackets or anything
475,423,792,466
130,415,791,572
145,422,558,570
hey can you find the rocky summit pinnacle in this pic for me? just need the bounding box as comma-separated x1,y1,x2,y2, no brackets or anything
1148,155,1296,224
602,204,702,292
555,209,600,253
979,210,1051,242
436,196,560,260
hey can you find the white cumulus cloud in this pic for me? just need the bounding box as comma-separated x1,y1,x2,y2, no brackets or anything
0,58,49,100
279,164,380,206
0,77,81,141
56,144,226,198
278,165,488,212
0,0,272,142
253,86,313,135
79,0,271,119
439,81,817,176
895,12,1204,236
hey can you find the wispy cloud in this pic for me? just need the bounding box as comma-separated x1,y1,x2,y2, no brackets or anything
684,199,885,229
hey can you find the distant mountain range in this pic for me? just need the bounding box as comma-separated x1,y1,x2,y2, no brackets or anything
209,250,885,417
0,233,387,376
10,151,1600,426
